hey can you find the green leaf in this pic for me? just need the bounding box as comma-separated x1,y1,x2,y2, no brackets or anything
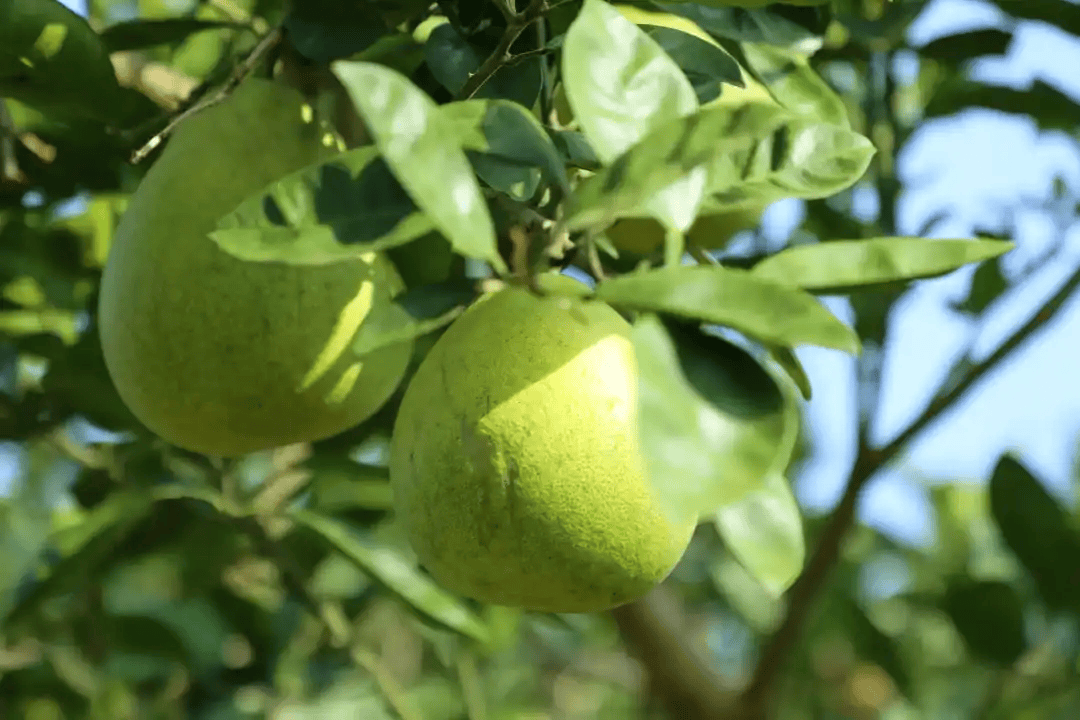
597,265,861,353
212,146,435,265
290,509,491,643
0,0,124,120
565,100,874,231
98,19,245,52
918,29,1012,65
642,26,743,104
423,24,542,107
751,238,1014,293
561,0,699,164
989,454,1080,613
951,256,1008,315
441,99,570,197
715,471,804,596
630,316,800,522
987,0,1080,38
739,41,850,127
332,61,504,273
284,0,390,63
348,279,472,357
942,578,1027,667
659,3,827,48
926,79,1080,132
764,343,812,400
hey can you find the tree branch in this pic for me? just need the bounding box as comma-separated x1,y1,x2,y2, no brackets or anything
456,0,548,100
611,585,738,720
738,257,1080,716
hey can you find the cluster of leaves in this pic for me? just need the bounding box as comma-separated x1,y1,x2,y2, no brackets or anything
1,0,1079,718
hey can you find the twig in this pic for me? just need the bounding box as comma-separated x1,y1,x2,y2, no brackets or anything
456,0,548,100
738,258,1080,716
611,585,737,720
129,25,284,164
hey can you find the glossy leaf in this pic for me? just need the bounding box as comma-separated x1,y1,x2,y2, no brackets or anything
212,146,434,265
441,99,570,195
332,61,504,272
751,238,1014,293
290,509,491,643
561,0,699,164
739,41,850,127
715,471,804,596
0,0,124,119
631,315,800,522
566,100,874,231
597,265,861,353
989,455,1080,613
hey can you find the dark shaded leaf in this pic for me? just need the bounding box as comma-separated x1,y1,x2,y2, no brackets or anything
284,0,390,62
423,23,543,107
926,79,1080,132
989,455,1080,613
942,578,1027,667
0,0,124,120
99,19,245,52
630,315,800,523
951,255,1009,315
918,29,1012,65
332,61,504,272
212,146,434,264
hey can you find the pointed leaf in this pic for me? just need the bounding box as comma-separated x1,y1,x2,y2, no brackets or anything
989,455,1080,613
919,29,1012,65
597,265,861,353
566,100,874,231
290,509,490,643
715,471,804,596
332,61,504,272
751,238,1014,293
631,316,800,522
441,99,570,195
561,0,699,164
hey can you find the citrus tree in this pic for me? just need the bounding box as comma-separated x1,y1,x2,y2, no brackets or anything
2,0,1079,718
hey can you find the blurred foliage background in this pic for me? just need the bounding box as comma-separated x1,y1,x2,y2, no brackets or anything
2,0,1080,719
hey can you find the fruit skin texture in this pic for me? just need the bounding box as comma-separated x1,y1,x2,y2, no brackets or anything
606,206,764,256
98,78,412,457
389,279,696,613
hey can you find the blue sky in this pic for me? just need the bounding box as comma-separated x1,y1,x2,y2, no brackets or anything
43,0,1080,549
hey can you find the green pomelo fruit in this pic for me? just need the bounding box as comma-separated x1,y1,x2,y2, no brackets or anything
605,205,764,256
98,78,413,457
389,277,697,613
